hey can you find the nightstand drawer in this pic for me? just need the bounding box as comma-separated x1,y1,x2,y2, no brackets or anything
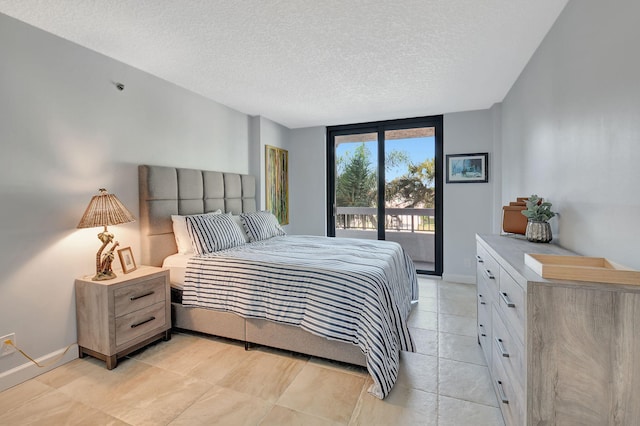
114,276,166,316
115,302,166,347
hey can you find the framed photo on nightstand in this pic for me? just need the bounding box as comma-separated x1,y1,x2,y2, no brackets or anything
117,247,137,273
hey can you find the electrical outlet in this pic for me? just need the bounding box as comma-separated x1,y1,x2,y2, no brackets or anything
0,333,16,357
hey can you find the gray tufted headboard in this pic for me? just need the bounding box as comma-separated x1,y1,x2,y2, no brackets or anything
138,165,257,267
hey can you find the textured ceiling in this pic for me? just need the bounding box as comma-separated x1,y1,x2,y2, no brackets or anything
0,0,568,128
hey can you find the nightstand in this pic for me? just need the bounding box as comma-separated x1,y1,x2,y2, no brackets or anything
75,266,171,369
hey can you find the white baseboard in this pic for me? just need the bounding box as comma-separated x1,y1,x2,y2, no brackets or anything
0,344,79,392
441,273,476,285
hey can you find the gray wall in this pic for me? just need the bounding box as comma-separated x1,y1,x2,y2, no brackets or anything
0,14,288,389
501,0,640,268
443,108,500,283
288,127,327,236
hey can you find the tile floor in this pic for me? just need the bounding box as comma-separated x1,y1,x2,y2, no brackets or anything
0,278,504,425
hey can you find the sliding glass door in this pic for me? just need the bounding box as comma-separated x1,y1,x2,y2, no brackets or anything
332,130,379,240
327,116,443,275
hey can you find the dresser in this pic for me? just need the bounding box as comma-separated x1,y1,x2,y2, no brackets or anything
75,266,171,369
476,234,640,425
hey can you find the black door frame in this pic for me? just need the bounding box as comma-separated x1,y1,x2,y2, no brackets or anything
326,115,443,276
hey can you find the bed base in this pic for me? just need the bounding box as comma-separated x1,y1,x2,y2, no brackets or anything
172,302,367,367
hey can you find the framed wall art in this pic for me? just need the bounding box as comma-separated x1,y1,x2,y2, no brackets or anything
265,145,289,224
446,152,489,183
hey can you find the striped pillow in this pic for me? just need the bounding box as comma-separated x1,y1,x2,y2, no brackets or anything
172,210,222,254
240,211,286,242
186,213,246,254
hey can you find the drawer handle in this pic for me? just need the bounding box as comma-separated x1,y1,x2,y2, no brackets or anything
495,337,510,357
496,380,509,404
479,323,486,337
130,291,155,301
131,316,156,328
478,294,486,305
476,255,484,264
484,269,495,280
500,292,516,308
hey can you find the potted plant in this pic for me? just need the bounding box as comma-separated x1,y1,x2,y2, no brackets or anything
521,194,556,242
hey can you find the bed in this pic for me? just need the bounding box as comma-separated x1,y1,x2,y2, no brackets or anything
138,165,418,398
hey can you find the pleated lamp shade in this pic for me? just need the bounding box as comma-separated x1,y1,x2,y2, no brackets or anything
77,188,135,229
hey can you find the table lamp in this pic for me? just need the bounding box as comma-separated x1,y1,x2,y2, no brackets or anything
77,188,135,280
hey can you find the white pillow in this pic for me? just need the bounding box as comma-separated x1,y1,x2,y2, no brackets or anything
231,214,251,243
240,211,286,242
186,213,247,254
172,210,222,254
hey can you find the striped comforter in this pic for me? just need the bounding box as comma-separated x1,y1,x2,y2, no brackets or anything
182,235,418,399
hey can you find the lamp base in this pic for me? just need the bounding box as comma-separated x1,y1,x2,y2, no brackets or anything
93,270,117,281
92,231,119,281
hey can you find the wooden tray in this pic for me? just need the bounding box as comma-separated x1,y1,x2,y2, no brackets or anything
524,253,640,285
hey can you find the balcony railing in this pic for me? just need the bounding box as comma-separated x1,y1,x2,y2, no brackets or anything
336,207,435,232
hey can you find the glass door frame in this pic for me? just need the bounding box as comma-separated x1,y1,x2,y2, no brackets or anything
326,115,444,276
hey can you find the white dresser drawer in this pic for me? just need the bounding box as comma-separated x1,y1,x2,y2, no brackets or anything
477,271,494,308
492,341,524,426
477,277,493,365
492,305,525,390
477,243,500,293
498,268,525,345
